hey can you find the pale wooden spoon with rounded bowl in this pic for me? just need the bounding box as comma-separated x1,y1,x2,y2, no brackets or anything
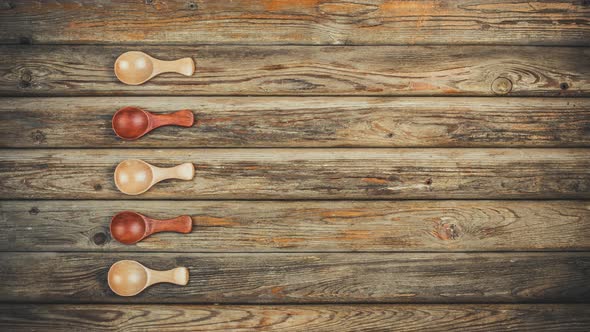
108,260,189,297
114,51,195,85
114,159,194,195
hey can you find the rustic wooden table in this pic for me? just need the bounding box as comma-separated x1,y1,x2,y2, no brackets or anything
0,1,589,331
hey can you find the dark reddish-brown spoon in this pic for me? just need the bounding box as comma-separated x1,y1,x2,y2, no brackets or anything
110,211,192,244
112,106,194,140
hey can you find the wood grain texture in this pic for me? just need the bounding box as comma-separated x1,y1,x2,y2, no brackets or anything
0,252,589,303
1,304,589,332
1,45,588,96
0,0,589,46
1,200,589,252
1,97,589,148
1,149,589,200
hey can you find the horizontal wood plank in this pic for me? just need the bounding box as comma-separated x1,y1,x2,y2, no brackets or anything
1,200,589,252
1,45,588,96
1,97,589,148
0,252,588,303
1,149,589,200
1,304,589,331
0,1,589,46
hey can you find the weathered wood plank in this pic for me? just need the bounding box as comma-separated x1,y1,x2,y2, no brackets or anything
0,252,588,303
1,1,589,46
2,97,589,148
1,200,589,252
1,304,589,332
0,149,588,200
1,45,588,96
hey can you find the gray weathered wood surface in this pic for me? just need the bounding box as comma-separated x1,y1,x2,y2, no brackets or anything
1,200,588,252
1,252,588,303
1,97,589,148
1,149,588,200
1,45,588,96
1,304,589,332
1,1,589,330
1,0,588,46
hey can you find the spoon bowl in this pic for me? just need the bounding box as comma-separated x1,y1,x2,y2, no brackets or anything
114,51,154,85
110,211,193,244
115,51,195,85
108,260,189,297
114,159,154,195
108,260,148,296
114,159,194,195
112,106,195,140
112,107,150,140
110,211,147,245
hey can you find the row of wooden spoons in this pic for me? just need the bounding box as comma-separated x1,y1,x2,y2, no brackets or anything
107,209,192,296
107,52,196,296
109,212,192,295
113,52,196,139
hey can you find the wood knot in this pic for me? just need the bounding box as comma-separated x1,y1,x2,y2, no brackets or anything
19,37,32,45
144,0,153,4
19,81,31,89
432,222,461,240
491,77,512,95
93,183,103,191
386,133,394,138
19,69,32,89
560,82,569,90
31,130,46,144
481,23,491,30
28,207,40,215
20,70,32,82
1,2,15,9
92,232,108,245
425,178,433,185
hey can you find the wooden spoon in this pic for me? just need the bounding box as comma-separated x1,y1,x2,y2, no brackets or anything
114,51,195,85
114,159,194,195
112,106,194,140
110,211,192,244
108,260,189,297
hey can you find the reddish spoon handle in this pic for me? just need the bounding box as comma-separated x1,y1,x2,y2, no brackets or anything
149,110,194,129
145,215,193,236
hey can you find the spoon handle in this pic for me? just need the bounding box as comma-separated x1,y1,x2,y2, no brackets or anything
151,110,194,129
154,57,195,76
147,215,193,235
152,163,195,182
148,267,190,286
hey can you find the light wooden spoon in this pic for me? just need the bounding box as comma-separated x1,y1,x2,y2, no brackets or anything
108,260,189,297
114,159,194,195
114,51,195,85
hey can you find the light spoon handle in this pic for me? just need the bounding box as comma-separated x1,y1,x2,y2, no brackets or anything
152,57,195,77
146,267,190,287
151,163,195,183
